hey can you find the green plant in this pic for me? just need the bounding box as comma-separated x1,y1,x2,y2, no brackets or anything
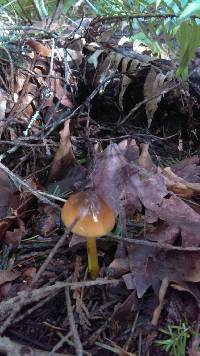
94,0,200,78
1,0,200,78
155,322,191,356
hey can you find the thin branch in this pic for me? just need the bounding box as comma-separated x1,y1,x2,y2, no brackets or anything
31,229,69,286
0,162,60,209
0,279,119,324
65,287,83,356
92,13,200,26
109,234,200,251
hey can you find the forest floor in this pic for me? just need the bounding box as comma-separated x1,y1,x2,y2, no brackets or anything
0,15,200,356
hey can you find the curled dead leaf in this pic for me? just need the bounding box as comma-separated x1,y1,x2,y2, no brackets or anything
162,166,200,198
138,143,156,172
27,40,52,57
144,68,167,127
49,120,76,181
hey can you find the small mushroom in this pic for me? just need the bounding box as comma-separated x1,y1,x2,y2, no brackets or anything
61,191,115,279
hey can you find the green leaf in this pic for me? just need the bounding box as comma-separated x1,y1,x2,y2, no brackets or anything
176,22,200,78
62,0,77,14
156,0,162,9
178,0,200,22
132,31,164,56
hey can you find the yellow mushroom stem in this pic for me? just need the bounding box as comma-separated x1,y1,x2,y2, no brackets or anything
86,237,99,279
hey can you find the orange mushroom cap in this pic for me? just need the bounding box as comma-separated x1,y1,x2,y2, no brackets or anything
61,191,115,238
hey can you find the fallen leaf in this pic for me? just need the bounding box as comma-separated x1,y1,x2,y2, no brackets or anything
35,204,60,236
119,75,132,109
22,267,37,284
92,140,141,214
145,222,180,244
47,165,87,196
17,93,34,121
4,218,25,248
0,170,15,219
50,77,73,108
119,58,140,109
0,270,20,285
144,68,166,127
49,120,76,181
111,291,138,323
138,143,157,172
122,247,200,297
162,166,200,198
27,40,52,57
171,156,200,183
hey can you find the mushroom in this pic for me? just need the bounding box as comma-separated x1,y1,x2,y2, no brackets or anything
61,191,115,279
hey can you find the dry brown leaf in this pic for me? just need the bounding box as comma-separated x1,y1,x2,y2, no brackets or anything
54,78,73,107
0,270,20,285
14,72,26,94
33,67,46,86
4,218,25,248
171,156,200,182
91,139,200,298
22,267,37,284
35,204,60,236
144,68,166,127
118,58,141,109
0,170,15,219
92,139,200,246
122,247,200,297
17,93,34,120
119,75,132,110
27,40,52,57
162,166,200,198
49,120,76,181
138,143,156,172
111,291,137,323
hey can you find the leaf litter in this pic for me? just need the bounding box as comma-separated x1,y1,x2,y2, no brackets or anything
0,12,200,356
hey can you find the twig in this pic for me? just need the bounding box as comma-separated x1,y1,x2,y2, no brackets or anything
0,280,119,325
92,13,200,26
13,293,57,324
0,335,66,356
118,83,181,125
151,277,169,326
65,287,83,356
37,190,66,203
0,139,55,147
0,162,60,209
88,133,178,143
44,73,119,137
109,234,200,251
0,304,21,335
123,310,139,351
2,25,58,38
31,229,69,286
51,331,74,354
